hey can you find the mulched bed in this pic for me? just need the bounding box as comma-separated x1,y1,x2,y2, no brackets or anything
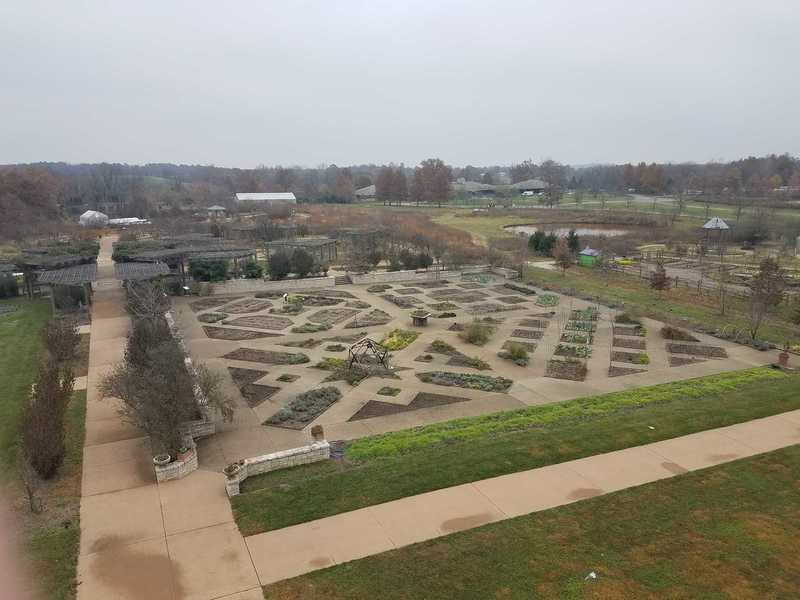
429,289,489,302
495,296,528,305
239,383,281,408
501,282,538,295
502,340,536,352
277,373,300,382
669,355,708,367
302,289,356,298
511,328,544,340
345,300,371,309
415,354,435,362
467,302,524,315
198,312,227,323
221,298,272,313
565,321,597,333
545,359,587,381
228,366,267,387
613,337,647,350
395,288,422,295
204,326,282,341
666,343,728,358
367,284,392,293
344,309,392,328
416,371,512,392
416,280,450,288
612,350,649,365
428,302,460,311
380,294,420,308
348,392,469,421
224,315,293,330
190,296,243,312
560,332,593,344
223,348,310,364
608,366,648,377
613,325,642,337
661,326,699,342
457,282,485,289
264,386,341,429
555,344,592,359
307,308,360,325
298,296,344,306
519,319,548,329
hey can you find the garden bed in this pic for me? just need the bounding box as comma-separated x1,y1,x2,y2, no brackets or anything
416,280,450,288
380,329,420,350
456,282,485,290
298,295,344,307
614,324,644,337
344,309,392,328
545,358,587,381
554,344,592,359
290,322,331,333
280,338,324,348
228,366,268,387
269,303,307,315
264,386,342,429
416,371,512,392
223,348,310,365
307,308,360,325
302,289,356,298
535,293,560,307
428,302,459,311
380,294,420,308
429,289,489,303
570,307,599,321
225,315,293,330
502,282,537,295
511,328,544,340
198,312,227,323
324,363,401,386
661,326,699,342
367,284,392,293
495,295,528,304
560,331,593,344
240,383,281,408
222,298,273,313
608,365,647,377
348,392,469,421
666,343,728,358
565,320,597,333
467,302,523,315
190,296,243,312
345,300,371,309
613,337,646,350
203,326,281,341
502,340,536,352
426,340,491,370
395,288,422,295
669,355,708,367
519,318,548,329
612,350,650,365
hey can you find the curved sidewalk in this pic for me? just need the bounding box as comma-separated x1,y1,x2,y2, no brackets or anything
245,409,800,586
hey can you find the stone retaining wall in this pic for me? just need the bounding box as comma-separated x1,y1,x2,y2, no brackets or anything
225,441,331,497
211,276,335,295
154,445,198,482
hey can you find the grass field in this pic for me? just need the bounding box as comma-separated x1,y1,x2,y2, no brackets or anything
525,264,800,345
263,444,800,599
231,367,799,536
0,298,87,599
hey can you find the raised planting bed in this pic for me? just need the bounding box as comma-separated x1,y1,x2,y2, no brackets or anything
426,340,491,370
457,282,485,289
222,298,273,313
661,325,699,342
535,293,560,307
297,295,344,307
545,358,587,381
190,296,243,312
612,350,651,365
302,289,356,298
228,366,268,387
565,320,597,333
416,371,512,392
502,339,536,352
377,386,401,396
264,386,342,429
495,295,528,305
560,332,593,345
669,355,708,367
276,373,300,382
666,343,728,358
467,302,523,315
502,282,537,295
367,284,392,293
555,343,592,359
345,300,371,309
395,287,422,295
225,315,293,330
428,302,459,311
380,294,420,308
223,348,310,365
203,326,282,341
198,312,227,323
379,329,420,350
614,312,642,325
614,324,645,337
520,319,549,329
608,365,648,377
239,383,281,408
324,363,402,386
429,289,489,302
307,308,360,326
613,337,646,350
314,357,347,371
511,328,544,340
269,303,307,315
570,307,599,321
325,344,346,352
280,338,324,348
290,322,331,334
348,392,469,421
344,309,392,328
497,342,530,366
415,280,450,288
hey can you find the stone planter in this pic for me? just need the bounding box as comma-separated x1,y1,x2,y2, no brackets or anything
223,463,243,479
310,425,325,442
176,447,193,462
153,454,171,467
778,352,789,368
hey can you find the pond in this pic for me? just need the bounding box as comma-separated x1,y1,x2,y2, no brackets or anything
505,224,633,238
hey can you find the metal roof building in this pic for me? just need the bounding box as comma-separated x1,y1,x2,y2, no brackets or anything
235,192,296,204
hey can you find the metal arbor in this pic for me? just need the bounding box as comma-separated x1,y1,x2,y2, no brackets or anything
348,338,389,369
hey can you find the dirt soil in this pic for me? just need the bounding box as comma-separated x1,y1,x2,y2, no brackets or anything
511,328,544,340
348,392,470,421
608,365,647,377
224,315,293,330
222,348,309,364
613,337,647,350
667,343,728,358
221,298,272,313
189,296,243,312
545,359,587,381
203,326,282,340
307,308,360,325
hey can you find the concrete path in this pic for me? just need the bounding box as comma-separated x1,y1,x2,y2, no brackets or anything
77,236,261,600
244,410,800,586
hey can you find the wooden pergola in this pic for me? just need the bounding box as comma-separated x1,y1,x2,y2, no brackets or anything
113,262,171,281
36,263,98,311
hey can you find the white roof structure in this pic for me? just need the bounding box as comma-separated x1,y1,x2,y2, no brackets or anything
355,185,376,197
108,217,149,226
79,210,109,227
579,246,601,257
235,192,296,203
207,205,226,211
703,217,729,230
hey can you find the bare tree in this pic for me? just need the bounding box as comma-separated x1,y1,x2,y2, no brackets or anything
552,237,573,275
649,261,670,294
748,257,785,340
125,280,170,320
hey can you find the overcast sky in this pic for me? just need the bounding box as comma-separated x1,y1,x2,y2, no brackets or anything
2,0,798,168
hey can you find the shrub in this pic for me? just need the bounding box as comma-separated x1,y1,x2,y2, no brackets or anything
615,312,642,325
189,259,228,282
291,322,331,334
325,344,346,352
377,387,401,396
380,329,420,350
660,325,698,341
502,342,529,366
268,252,291,280
535,293,559,307
42,316,79,364
242,260,264,279
291,249,315,278
315,357,347,371
416,371,513,392
430,339,456,354
637,353,651,365
459,320,494,346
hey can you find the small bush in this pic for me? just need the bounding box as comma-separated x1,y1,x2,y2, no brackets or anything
502,342,529,366
242,260,264,279
314,357,347,371
291,322,331,334
380,329,420,350
325,344,346,352
459,320,494,346
377,386,401,396
268,252,291,280
615,312,642,325
637,353,651,365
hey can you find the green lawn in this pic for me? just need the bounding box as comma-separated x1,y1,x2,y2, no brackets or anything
526,265,800,345
231,367,799,536
263,444,800,599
